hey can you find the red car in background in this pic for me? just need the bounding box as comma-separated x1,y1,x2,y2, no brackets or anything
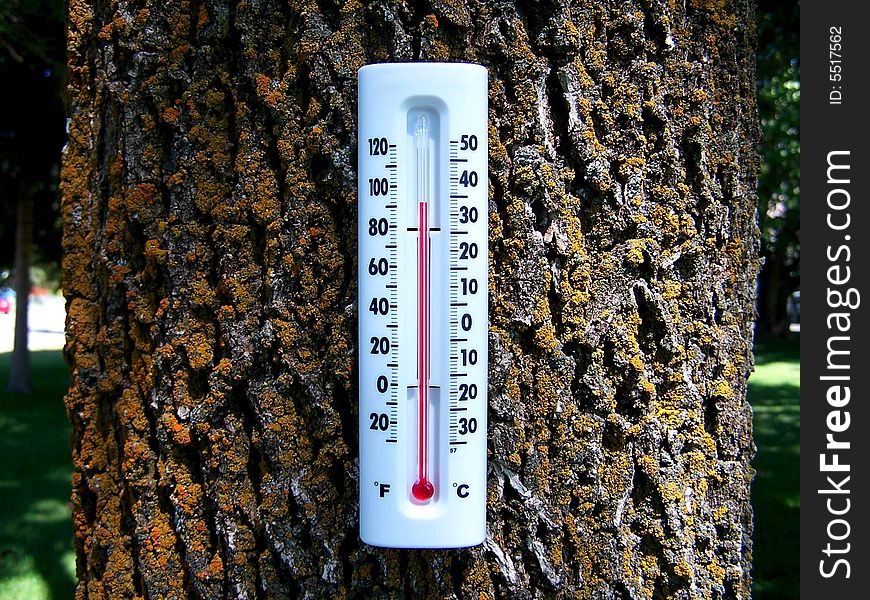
0,288,15,314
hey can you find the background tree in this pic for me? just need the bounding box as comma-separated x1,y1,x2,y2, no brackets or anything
1,0,66,392
63,0,758,597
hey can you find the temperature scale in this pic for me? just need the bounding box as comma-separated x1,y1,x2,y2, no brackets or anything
357,63,488,548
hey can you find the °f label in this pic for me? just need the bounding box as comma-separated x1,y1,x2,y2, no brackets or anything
357,62,488,549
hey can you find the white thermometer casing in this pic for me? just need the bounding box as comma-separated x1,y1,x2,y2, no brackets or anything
357,63,488,548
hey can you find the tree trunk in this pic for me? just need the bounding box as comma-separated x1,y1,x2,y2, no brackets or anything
7,182,32,394
755,250,792,337
62,1,759,598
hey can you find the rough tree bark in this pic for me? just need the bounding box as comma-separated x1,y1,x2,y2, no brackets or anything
63,0,759,598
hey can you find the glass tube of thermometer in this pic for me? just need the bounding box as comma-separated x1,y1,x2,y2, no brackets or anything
358,63,488,548
413,114,434,503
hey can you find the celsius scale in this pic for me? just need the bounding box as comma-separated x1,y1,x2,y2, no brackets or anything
357,63,488,548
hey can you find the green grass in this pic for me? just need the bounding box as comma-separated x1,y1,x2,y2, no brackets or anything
0,351,76,600
749,337,800,600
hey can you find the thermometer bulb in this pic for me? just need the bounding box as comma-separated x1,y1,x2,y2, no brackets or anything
412,478,434,501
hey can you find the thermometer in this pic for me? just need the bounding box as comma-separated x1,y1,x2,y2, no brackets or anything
357,63,488,548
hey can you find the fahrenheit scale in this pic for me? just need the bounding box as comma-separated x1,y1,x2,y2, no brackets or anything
358,63,488,548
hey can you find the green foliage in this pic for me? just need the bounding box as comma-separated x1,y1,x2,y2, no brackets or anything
0,0,66,272
0,0,65,68
757,31,800,266
754,0,800,334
